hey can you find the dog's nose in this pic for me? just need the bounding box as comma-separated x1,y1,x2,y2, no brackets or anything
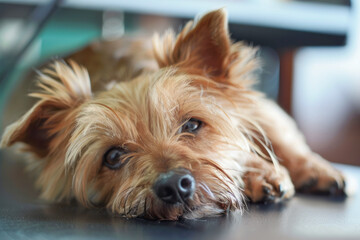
153,168,195,204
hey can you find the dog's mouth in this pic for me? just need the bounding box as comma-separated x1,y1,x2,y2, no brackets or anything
109,166,244,220
147,197,240,220
112,185,244,221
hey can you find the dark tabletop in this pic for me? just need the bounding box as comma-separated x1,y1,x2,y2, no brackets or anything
0,149,359,240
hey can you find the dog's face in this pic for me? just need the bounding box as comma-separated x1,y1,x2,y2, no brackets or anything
1,9,263,220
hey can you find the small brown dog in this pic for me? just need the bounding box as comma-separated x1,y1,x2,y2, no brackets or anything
1,9,346,220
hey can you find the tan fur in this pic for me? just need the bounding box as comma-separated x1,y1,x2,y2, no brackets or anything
0,9,345,220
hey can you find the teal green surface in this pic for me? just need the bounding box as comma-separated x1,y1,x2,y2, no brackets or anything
0,8,103,128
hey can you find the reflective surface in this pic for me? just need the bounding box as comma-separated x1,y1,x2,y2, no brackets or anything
0,150,359,240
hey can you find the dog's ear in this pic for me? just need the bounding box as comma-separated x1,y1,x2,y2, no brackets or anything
153,8,258,84
153,9,232,78
0,60,92,157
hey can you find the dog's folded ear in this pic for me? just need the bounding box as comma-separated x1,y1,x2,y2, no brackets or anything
0,60,92,157
153,8,258,84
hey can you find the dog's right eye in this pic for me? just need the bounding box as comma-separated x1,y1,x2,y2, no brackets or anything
103,147,129,170
180,118,203,134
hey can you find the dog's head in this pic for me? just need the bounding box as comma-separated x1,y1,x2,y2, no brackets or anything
1,9,264,220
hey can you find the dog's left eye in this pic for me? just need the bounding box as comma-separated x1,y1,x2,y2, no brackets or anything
103,147,129,170
180,118,203,134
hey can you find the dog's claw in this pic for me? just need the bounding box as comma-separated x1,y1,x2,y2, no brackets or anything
262,194,276,204
278,184,286,198
298,178,318,192
329,181,346,197
263,186,271,195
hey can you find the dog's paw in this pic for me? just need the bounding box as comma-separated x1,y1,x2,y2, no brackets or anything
243,161,295,203
292,154,346,196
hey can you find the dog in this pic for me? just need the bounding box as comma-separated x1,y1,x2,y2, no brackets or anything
0,9,346,220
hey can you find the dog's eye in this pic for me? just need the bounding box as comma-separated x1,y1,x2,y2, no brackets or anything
180,118,203,134
103,147,129,170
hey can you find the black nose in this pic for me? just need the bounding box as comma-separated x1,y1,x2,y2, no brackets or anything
153,168,195,204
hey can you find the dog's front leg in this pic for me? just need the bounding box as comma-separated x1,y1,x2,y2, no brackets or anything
255,99,346,195
242,155,295,203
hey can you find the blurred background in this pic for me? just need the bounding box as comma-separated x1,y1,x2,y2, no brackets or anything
0,0,359,167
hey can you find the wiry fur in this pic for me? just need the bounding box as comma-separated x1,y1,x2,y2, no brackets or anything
1,9,346,220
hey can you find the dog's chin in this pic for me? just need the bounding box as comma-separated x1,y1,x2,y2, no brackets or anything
181,204,235,220
142,203,241,221
122,195,244,220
